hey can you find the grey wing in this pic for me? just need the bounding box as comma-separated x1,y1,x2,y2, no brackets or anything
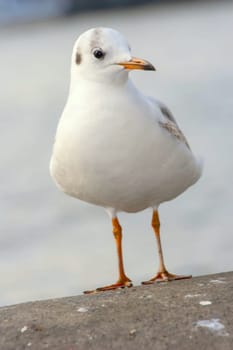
148,97,190,150
155,99,178,124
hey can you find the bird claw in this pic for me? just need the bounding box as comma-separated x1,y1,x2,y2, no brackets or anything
142,271,192,285
84,280,133,294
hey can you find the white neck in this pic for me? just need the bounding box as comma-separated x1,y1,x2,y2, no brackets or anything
69,68,129,94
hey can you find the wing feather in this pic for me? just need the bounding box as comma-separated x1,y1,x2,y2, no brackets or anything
148,97,190,149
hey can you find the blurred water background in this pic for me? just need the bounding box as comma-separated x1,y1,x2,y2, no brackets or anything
1,0,233,307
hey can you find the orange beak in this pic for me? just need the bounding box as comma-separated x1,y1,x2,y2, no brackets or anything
117,57,155,71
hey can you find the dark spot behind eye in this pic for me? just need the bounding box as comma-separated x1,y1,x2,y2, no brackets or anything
76,52,82,64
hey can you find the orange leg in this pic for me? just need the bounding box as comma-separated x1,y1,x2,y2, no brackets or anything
142,210,191,285
84,217,132,294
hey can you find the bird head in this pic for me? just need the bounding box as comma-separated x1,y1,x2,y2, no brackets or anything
70,27,155,85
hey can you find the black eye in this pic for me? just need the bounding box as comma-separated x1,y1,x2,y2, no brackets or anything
93,48,104,59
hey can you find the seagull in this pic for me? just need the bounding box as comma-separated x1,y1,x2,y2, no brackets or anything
50,27,202,294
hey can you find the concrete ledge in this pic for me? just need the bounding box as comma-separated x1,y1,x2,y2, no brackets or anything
1,272,233,349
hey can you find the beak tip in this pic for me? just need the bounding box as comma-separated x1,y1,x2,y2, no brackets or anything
144,64,156,71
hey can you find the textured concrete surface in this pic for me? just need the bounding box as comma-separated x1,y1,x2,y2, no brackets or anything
0,272,232,349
